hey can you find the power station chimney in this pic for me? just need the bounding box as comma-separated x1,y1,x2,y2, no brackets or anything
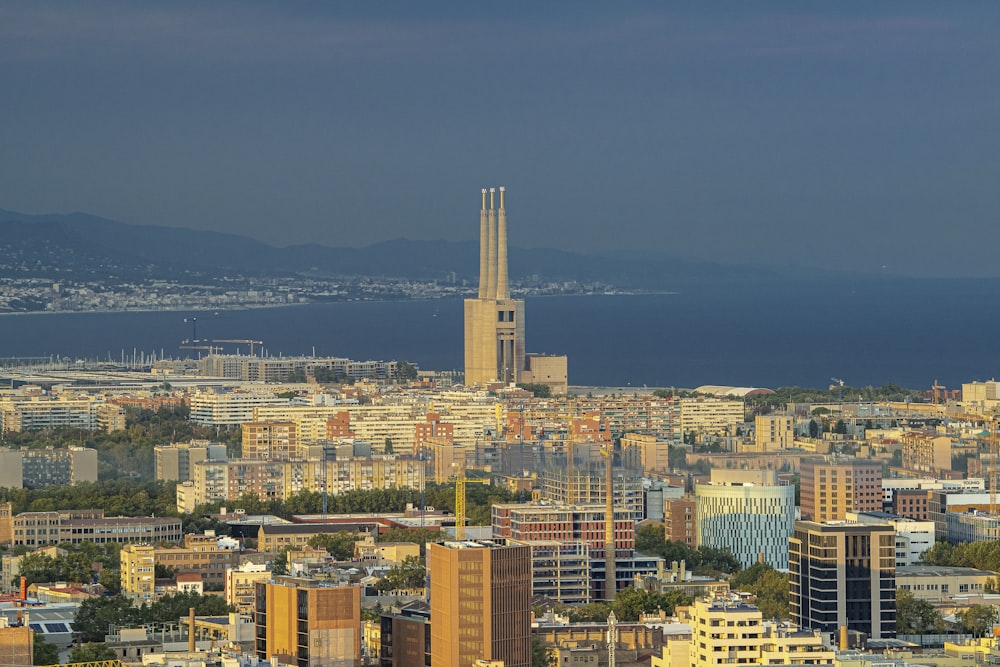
189,607,196,651
496,186,509,299
486,188,497,299
478,188,489,299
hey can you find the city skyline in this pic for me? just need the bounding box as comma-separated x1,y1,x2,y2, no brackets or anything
1,3,998,277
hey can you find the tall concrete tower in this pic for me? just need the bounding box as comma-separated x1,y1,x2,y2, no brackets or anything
464,186,525,386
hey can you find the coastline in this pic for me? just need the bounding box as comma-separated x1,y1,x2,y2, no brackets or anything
0,290,679,317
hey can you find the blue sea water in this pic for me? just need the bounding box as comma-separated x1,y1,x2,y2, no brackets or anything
0,280,996,390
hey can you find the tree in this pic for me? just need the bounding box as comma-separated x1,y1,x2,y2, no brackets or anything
808,419,819,438
148,591,232,624
33,633,59,666
376,556,426,592
70,643,117,663
833,419,848,435
895,588,945,635
531,635,554,667
307,532,363,561
518,383,552,398
285,368,307,383
958,605,997,636
270,546,291,576
74,595,148,642
396,362,419,381
384,438,394,455
729,562,789,619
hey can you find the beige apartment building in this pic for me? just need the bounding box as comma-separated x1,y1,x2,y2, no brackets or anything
121,544,156,605
242,421,298,460
155,441,227,482
122,534,240,601
680,398,745,438
755,414,796,451
799,457,883,522
621,433,670,474
225,561,271,616
901,432,954,475
181,456,425,512
651,597,834,667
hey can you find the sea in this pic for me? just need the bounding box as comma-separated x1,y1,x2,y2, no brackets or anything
0,279,996,390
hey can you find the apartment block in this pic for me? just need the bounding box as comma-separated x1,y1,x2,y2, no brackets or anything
155,441,227,482
0,447,97,489
679,398,745,438
662,498,696,548
121,544,156,605
901,432,954,475
182,456,425,512
242,421,298,461
754,414,795,451
651,597,834,667
491,503,635,558
621,433,670,474
0,393,103,432
225,562,272,616
799,457,883,522
153,533,241,591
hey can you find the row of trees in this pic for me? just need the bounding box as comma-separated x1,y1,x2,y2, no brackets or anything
563,586,693,623
73,591,233,643
921,540,1000,574
635,524,741,575
896,588,997,636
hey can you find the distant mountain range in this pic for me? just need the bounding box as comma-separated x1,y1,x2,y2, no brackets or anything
0,208,813,289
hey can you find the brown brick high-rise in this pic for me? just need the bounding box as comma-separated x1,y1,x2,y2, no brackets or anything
429,539,531,667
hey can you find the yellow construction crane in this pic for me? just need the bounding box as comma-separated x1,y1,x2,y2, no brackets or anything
454,466,490,540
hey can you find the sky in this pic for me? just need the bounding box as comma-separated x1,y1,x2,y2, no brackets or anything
0,2,998,278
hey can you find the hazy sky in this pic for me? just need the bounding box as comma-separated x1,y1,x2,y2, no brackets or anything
1,3,998,277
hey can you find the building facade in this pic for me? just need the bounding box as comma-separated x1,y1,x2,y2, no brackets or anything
789,521,896,640
255,577,361,667
155,441,227,482
428,539,531,667
464,187,526,386
799,457,883,522
652,597,834,667
7,509,182,548
694,470,795,570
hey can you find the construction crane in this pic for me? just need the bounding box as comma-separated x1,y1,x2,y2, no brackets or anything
932,380,946,405
212,339,264,356
454,465,489,540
